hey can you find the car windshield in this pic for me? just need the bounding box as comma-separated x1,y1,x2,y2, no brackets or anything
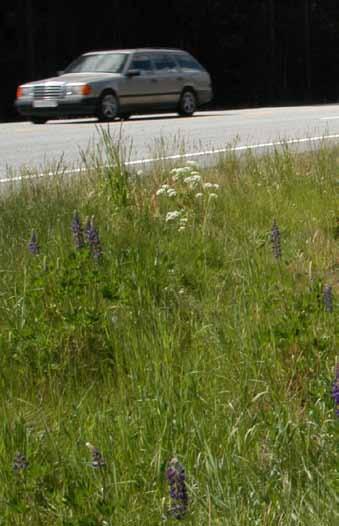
65,53,127,74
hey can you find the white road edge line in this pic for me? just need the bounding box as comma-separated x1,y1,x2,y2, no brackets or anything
2,133,339,184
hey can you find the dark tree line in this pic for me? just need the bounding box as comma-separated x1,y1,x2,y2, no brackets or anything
0,0,338,121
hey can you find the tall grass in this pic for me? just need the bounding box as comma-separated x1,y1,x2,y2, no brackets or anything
0,133,337,525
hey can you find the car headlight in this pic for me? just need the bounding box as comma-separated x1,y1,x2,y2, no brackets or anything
65,84,92,96
16,85,33,98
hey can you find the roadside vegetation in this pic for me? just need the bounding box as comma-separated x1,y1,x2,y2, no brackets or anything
0,130,337,525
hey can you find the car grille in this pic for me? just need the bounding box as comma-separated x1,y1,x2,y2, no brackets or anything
33,84,64,99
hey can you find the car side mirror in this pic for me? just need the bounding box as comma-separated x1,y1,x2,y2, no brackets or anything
126,69,141,77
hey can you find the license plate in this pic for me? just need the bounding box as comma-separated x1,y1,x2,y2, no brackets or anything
33,100,58,108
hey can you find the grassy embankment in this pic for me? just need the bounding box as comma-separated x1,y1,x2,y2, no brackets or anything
0,130,337,525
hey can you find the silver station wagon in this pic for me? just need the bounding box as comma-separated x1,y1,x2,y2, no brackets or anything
15,48,213,124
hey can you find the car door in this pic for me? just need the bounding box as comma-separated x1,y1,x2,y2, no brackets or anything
119,53,158,110
150,53,183,108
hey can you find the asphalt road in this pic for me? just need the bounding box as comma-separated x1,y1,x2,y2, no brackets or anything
1,104,339,180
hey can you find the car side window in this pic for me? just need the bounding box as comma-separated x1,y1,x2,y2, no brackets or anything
152,53,178,72
129,55,153,75
173,53,204,72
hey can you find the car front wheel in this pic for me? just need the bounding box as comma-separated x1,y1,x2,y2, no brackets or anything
178,90,197,116
97,92,119,122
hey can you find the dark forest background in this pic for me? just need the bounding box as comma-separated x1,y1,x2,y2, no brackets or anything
0,0,338,121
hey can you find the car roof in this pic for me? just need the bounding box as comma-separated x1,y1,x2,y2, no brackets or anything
83,48,188,56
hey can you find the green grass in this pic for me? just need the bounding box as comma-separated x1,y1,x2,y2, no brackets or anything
0,133,337,525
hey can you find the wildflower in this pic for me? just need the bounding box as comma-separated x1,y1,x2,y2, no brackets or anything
166,210,181,222
183,174,201,188
171,167,191,181
185,160,199,169
156,185,176,197
28,230,39,255
13,452,29,472
71,210,84,249
86,442,106,468
332,363,339,417
136,169,144,176
86,216,102,261
324,284,333,313
208,193,218,199
178,226,186,232
166,457,188,519
271,220,281,259
195,192,203,199
203,182,219,190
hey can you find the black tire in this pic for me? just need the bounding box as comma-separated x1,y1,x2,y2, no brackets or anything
96,92,119,122
31,117,47,124
119,112,132,121
178,89,197,116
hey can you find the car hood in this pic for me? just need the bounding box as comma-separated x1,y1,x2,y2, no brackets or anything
24,72,122,86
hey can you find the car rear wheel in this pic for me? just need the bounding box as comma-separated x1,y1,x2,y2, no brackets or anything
119,112,131,121
178,90,197,116
31,117,47,124
97,92,119,122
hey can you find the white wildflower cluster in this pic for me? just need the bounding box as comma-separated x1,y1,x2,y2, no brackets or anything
203,182,220,190
165,210,182,222
170,161,199,181
156,160,221,227
183,173,201,188
178,216,188,232
156,184,177,198
165,210,189,232
170,166,193,181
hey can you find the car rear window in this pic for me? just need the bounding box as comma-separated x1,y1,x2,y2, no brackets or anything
173,54,204,72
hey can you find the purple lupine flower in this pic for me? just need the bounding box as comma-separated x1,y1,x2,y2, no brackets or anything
332,363,339,418
324,284,333,313
85,216,102,261
271,220,281,259
166,457,188,520
28,230,39,255
71,210,84,249
86,442,106,468
13,452,29,472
